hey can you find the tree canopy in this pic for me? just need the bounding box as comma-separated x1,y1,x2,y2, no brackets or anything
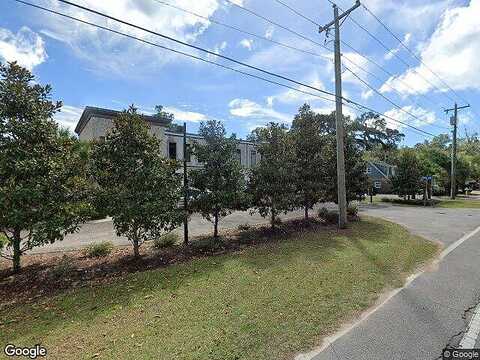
90,106,183,257
0,62,88,272
189,120,246,238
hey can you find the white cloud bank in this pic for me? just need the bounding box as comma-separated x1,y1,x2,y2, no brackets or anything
165,107,208,123
0,27,47,70
38,0,223,74
384,106,437,130
229,98,291,124
381,0,480,95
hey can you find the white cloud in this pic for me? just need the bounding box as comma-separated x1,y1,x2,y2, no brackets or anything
361,89,374,100
384,106,437,130
54,105,84,132
381,0,480,95
342,52,371,87
207,41,228,60
360,0,455,35
384,33,411,61
165,107,208,123
265,26,275,40
38,0,222,74
229,98,291,124
0,27,47,70
239,39,253,51
267,71,328,107
244,37,331,74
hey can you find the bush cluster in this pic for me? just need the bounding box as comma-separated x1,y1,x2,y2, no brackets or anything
153,233,179,249
83,241,114,258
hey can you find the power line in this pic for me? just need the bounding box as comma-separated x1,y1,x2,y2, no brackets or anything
340,40,440,109
272,0,319,27
261,0,446,129
150,0,331,62
325,0,455,105
343,65,449,131
361,4,463,103
11,0,435,138
52,0,337,100
270,0,439,108
224,0,328,49
341,55,450,129
361,3,480,122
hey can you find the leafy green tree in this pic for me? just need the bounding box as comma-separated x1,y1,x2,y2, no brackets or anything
351,112,404,151
90,106,183,257
248,123,296,229
392,149,423,198
0,62,88,272
290,104,327,219
189,120,246,239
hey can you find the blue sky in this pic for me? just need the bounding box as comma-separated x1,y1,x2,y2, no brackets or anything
1,0,479,145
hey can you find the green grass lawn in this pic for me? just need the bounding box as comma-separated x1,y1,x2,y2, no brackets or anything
436,198,480,208
0,218,438,360
375,196,480,209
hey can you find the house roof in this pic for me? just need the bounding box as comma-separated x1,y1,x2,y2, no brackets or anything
74,106,172,135
368,160,395,168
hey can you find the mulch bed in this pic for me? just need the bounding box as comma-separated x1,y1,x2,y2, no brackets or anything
0,216,354,308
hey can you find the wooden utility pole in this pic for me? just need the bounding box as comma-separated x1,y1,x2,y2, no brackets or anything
445,103,470,199
320,0,360,228
183,122,189,245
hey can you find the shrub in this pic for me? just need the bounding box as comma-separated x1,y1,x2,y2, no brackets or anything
153,233,179,249
237,224,251,231
83,241,114,258
50,255,75,278
191,237,224,252
347,202,359,217
317,207,338,224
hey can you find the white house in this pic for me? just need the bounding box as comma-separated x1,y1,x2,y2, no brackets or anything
74,106,259,168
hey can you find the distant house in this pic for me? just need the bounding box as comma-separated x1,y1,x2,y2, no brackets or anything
74,106,259,170
366,161,396,194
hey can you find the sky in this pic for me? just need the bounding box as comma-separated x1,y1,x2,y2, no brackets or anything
1,0,480,145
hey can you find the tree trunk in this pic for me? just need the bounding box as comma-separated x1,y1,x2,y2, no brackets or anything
133,237,140,258
213,211,219,239
271,208,276,230
12,229,21,273
304,205,309,221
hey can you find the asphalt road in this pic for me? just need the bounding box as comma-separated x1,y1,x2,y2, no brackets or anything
300,205,480,360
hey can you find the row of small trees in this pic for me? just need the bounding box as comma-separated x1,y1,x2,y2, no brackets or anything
0,62,370,272
387,136,480,198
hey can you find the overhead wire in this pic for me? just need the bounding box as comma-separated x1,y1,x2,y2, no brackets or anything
263,0,446,130
11,0,436,137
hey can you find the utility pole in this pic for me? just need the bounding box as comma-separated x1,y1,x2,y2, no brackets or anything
183,122,189,245
320,0,360,229
445,103,470,200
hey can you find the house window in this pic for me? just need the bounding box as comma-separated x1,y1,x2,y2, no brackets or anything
366,166,372,174
374,181,381,189
250,150,257,166
185,144,192,162
168,142,177,160
236,149,242,165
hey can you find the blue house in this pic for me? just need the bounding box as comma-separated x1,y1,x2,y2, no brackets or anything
366,161,396,194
